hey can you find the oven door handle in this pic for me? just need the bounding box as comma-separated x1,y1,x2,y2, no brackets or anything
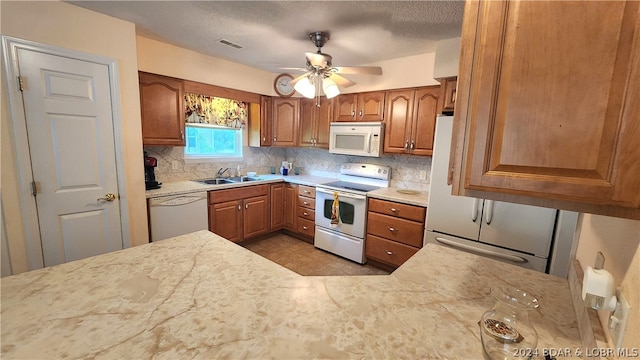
316,187,367,200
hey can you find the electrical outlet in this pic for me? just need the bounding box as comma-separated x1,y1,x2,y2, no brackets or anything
419,170,427,180
261,158,266,165
172,160,179,170
609,288,630,349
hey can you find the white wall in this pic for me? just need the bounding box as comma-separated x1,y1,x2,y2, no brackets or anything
1,0,148,273
575,214,640,349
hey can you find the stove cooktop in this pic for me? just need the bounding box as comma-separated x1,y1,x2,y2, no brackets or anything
320,181,380,193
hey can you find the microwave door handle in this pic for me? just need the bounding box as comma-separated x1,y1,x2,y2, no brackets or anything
367,132,373,153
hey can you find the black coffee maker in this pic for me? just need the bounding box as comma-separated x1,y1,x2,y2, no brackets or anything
144,151,161,190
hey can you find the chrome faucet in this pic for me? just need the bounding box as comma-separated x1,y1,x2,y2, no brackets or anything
217,167,231,177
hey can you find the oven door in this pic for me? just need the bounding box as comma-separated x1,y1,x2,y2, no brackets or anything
315,187,367,238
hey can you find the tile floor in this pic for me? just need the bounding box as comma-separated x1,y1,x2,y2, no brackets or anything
241,233,390,276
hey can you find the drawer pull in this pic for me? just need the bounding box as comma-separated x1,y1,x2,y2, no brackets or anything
387,227,397,232
303,212,309,216
303,201,310,205
302,226,308,230
389,208,398,213
386,250,394,255
304,190,311,194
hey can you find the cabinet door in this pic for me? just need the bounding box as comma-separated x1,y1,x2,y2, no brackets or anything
452,0,640,218
383,89,414,154
270,183,284,230
244,195,269,239
299,98,316,147
441,77,457,113
314,97,333,148
284,183,298,231
358,91,386,121
260,96,272,146
139,72,185,146
210,201,242,242
410,86,440,156
272,98,299,146
334,94,358,121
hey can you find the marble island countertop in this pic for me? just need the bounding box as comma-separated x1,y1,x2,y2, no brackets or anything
2,230,582,359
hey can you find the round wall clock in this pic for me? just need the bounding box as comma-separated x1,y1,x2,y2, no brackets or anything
274,73,295,97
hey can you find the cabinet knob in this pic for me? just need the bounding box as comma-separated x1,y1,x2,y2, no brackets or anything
245,203,249,209
386,250,394,255
387,227,397,232
410,141,415,150
404,140,410,150
303,212,308,216
304,190,310,194
273,136,277,142
359,109,363,117
351,110,355,118
389,208,398,213
303,201,309,205
181,130,184,140
238,204,241,211
263,136,266,141
302,226,308,230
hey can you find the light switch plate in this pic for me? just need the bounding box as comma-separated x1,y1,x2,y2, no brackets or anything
609,288,630,349
419,170,427,180
171,160,179,170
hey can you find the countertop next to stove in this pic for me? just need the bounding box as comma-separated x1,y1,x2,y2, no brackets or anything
1,230,582,359
367,187,429,207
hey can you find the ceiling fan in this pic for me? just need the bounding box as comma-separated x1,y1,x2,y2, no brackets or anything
284,31,383,100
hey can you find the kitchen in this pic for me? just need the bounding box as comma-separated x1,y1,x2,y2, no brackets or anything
2,1,639,358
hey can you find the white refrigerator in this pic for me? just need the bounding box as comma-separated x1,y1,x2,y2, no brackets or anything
425,116,558,273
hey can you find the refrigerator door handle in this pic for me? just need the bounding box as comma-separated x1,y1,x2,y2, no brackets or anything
471,198,480,222
435,237,528,263
484,200,494,225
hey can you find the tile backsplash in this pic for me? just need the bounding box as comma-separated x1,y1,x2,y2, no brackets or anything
145,146,432,191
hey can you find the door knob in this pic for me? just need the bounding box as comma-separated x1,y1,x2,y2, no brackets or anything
97,193,116,202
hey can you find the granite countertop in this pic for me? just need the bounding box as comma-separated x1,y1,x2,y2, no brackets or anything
367,187,429,207
147,176,429,207
1,230,582,359
145,174,336,199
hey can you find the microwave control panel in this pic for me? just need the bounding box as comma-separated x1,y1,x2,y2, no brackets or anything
371,134,380,153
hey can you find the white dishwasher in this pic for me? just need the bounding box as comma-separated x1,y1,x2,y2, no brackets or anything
148,192,209,242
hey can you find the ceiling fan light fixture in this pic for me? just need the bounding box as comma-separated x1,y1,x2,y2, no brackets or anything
322,77,340,99
294,77,315,99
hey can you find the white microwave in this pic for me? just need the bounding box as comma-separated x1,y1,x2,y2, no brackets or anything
329,122,385,157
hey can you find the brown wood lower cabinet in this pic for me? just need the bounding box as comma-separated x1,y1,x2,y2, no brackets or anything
296,185,316,239
208,185,270,242
365,198,426,268
283,183,298,231
270,183,284,231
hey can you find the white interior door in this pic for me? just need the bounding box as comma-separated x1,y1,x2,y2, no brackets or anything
17,48,123,267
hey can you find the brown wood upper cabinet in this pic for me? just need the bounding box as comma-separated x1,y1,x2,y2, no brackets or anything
139,71,185,146
299,98,332,148
384,86,441,156
334,91,385,122
450,0,640,219
272,98,299,147
440,77,457,113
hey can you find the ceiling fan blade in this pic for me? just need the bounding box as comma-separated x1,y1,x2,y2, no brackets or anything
333,66,383,75
280,67,308,72
289,72,310,86
328,74,356,88
305,52,331,68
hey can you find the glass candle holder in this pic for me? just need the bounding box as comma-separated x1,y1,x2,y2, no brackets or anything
480,287,539,360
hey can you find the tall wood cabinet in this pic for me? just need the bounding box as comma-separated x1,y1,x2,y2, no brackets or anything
333,91,385,122
283,183,298,231
138,72,185,146
208,185,270,242
384,86,441,156
451,0,640,219
272,98,299,146
299,98,332,148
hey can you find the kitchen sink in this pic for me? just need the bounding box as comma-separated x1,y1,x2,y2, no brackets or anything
193,176,259,185
194,178,235,185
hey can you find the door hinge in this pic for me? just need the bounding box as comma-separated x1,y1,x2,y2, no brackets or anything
30,181,37,196
18,76,25,91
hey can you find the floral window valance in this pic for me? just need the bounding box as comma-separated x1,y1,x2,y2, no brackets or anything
185,93,247,129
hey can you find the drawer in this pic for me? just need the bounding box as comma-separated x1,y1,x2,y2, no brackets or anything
297,217,315,237
208,184,269,204
297,195,315,209
366,212,424,248
368,198,426,222
298,185,316,198
297,206,315,221
366,234,420,268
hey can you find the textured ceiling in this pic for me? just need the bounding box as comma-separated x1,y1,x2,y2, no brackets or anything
68,1,464,73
